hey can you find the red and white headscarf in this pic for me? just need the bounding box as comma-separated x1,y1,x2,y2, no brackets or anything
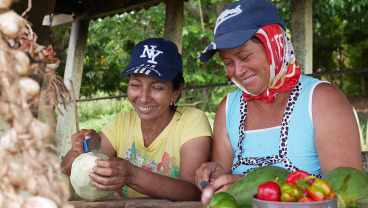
229,24,301,103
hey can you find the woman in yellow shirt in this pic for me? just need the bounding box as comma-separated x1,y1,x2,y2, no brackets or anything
61,38,212,201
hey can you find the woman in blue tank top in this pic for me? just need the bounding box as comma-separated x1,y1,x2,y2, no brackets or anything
195,0,363,201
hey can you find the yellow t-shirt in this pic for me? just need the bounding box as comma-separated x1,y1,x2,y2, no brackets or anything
101,106,212,198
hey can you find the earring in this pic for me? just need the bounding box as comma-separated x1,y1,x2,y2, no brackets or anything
170,101,173,106
266,88,270,97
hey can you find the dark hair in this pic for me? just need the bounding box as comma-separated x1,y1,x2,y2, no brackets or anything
170,72,185,112
250,36,262,44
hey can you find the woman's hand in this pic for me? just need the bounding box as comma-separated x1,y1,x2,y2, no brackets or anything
201,184,215,206
90,157,136,191
71,129,101,155
195,162,225,191
199,173,242,206
61,129,100,175
211,174,242,193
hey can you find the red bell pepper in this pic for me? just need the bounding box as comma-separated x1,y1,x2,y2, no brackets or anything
297,196,314,202
257,181,281,202
286,170,311,186
306,178,335,201
286,170,314,196
280,183,304,202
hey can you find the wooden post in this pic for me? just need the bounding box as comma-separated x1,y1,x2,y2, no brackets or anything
55,16,89,158
291,0,313,74
362,151,368,176
164,0,183,53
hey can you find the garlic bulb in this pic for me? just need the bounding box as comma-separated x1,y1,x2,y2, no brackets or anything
18,77,40,100
13,51,30,75
29,118,50,142
0,11,26,39
1,128,20,153
24,196,58,208
0,190,3,208
8,162,23,186
0,0,12,10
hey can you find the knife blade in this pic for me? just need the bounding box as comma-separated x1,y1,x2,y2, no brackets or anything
83,137,101,152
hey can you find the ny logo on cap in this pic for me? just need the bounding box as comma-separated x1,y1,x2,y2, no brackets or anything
140,45,163,64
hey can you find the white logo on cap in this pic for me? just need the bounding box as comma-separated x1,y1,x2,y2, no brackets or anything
214,5,242,34
132,64,162,77
140,45,163,64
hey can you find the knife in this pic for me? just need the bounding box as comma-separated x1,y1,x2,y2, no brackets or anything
200,181,211,189
83,137,101,152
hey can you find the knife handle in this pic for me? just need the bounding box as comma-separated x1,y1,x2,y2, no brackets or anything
83,139,89,152
200,181,210,189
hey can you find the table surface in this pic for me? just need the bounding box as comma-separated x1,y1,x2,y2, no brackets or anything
69,198,205,208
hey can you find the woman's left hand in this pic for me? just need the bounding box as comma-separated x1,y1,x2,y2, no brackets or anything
211,174,243,193
89,157,136,191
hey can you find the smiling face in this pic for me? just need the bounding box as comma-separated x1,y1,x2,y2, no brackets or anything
127,73,180,123
219,38,270,96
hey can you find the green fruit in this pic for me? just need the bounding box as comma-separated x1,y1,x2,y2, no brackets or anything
322,167,368,208
226,166,290,208
70,152,112,201
209,192,236,208
215,198,239,208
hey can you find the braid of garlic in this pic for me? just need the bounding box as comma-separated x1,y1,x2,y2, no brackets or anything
0,0,73,207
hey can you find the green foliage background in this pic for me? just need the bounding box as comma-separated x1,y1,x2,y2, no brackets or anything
52,0,368,132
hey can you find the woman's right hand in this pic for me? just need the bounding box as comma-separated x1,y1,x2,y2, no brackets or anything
71,129,100,155
195,162,225,191
61,129,100,175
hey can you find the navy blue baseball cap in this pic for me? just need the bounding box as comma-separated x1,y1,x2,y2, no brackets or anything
199,0,286,63
121,38,183,81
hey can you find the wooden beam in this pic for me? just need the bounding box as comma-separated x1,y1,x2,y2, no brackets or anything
55,16,90,158
46,0,165,28
164,0,184,53
85,0,164,20
42,14,74,28
291,0,313,74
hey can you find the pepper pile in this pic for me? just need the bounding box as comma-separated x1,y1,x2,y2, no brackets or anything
257,170,335,202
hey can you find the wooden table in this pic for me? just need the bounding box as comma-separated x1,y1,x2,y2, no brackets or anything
69,198,205,208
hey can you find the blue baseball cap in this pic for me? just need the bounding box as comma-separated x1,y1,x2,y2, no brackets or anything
121,38,183,81
199,0,286,63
